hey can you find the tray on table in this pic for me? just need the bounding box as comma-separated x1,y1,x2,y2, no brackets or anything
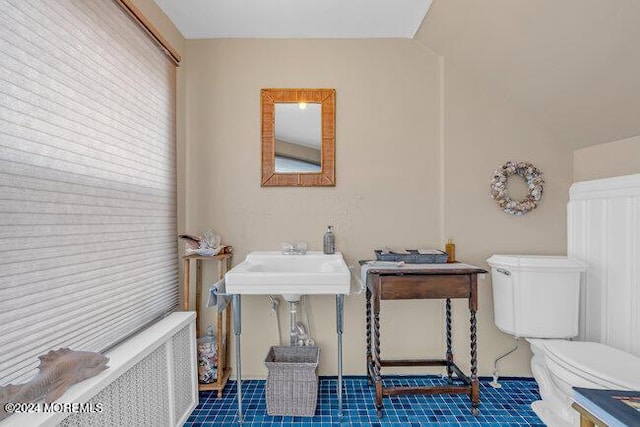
374,249,448,264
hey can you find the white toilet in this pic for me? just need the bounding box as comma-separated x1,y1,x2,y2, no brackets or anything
487,254,640,427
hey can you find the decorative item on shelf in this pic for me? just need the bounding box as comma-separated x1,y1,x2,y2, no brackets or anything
218,245,233,255
490,161,544,216
445,239,456,263
197,325,219,384
178,229,230,256
178,234,200,250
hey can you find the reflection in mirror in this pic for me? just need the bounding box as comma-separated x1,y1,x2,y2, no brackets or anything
274,103,321,173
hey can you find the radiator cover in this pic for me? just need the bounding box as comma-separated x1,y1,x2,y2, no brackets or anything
4,312,197,427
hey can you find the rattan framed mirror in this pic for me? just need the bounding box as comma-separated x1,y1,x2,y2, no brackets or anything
261,88,336,187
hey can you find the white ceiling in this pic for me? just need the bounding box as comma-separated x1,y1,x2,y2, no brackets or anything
154,0,433,39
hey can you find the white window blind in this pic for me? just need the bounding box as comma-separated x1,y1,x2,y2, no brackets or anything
0,0,178,385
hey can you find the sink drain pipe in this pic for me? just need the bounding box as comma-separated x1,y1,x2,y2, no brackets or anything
289,300,299,346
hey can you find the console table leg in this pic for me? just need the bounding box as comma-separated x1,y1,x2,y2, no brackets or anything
470,308,479,415
373,309,383,417
375,381,383,419
445,298,453,384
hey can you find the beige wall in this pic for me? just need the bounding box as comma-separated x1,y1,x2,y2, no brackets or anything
130,3,576,378
184,39,442,377
439,61,572,376
415,0,640,149
183,37,575,379
574,135,640,182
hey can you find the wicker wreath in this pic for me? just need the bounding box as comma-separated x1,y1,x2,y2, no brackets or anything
490,161,544,216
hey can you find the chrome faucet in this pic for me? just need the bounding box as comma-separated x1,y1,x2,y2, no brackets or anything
281,242,307,255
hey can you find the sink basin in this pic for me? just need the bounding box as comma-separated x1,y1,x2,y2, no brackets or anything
225,251,350,301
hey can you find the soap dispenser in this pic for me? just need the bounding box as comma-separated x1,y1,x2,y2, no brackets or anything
323,226,335,254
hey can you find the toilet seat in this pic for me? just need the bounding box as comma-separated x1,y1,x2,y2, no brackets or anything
533,339,640,390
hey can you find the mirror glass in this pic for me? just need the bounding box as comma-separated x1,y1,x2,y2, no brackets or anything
261,88,335,187
274,103,322,173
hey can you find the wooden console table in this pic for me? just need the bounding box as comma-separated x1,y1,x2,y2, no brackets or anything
183,253,232,396
361,261,486,418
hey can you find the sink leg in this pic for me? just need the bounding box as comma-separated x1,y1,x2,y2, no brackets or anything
233,294,243,423
336,294,344,419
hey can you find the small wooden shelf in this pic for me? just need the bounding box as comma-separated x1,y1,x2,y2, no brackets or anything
197,368,231,392
182,253,232,397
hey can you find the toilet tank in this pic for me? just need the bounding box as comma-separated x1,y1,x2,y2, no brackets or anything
487,255,587,338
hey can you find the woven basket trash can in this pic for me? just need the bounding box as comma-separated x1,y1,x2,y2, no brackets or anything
264,346,320,416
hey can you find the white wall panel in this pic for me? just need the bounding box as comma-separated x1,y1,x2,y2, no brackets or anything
568,174,640,357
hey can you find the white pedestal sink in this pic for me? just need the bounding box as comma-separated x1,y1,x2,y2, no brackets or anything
225,251,351,301
224,251,351,421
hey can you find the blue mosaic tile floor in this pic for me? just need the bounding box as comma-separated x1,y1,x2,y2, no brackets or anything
186,376,543,426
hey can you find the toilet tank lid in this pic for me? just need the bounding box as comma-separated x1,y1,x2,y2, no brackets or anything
487,255,587,271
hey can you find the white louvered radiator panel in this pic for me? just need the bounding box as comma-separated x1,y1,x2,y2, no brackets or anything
568,174,640,357
59,345,171,427
4,312,197,427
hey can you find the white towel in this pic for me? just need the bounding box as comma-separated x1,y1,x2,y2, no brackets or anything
359,261,405,288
